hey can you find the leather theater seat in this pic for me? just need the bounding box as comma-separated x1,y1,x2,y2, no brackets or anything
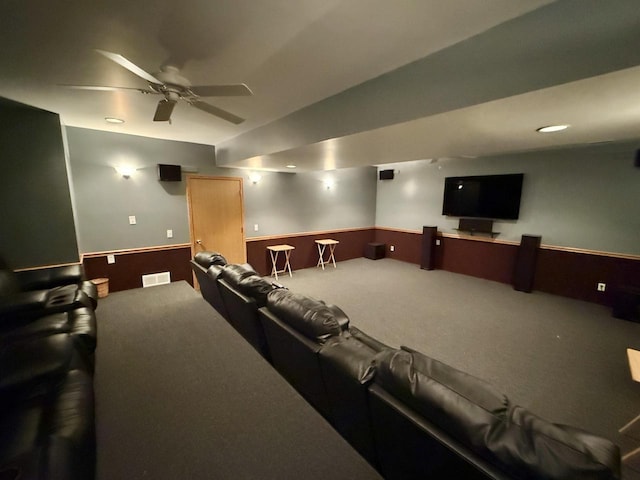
369,347,621,480
258,289,350,417
190,251,229,318
0,259,96,322
217,264,276,361
0,334,95,480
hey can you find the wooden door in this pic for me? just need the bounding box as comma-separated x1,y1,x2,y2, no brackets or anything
187,176,246,264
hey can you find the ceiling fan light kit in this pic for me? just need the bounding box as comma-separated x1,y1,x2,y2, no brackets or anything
64,49,252,124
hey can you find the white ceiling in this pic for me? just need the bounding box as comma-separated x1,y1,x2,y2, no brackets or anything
2,0,639,171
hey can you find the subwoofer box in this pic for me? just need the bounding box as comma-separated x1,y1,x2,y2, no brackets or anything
364,243,386,260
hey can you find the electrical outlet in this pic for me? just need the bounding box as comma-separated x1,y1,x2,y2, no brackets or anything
167,229,173,238
254,224,259,232
597,283,606,292
436,239,441,246
107,254,115,264
390,245,395,252
128,215,136,225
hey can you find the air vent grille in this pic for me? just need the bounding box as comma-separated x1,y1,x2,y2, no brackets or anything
142,271,171,288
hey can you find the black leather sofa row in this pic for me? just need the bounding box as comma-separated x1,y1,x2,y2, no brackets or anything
191,251,621,480
0,258,99,480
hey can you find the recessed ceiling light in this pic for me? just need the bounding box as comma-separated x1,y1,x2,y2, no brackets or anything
105,117,124,124
536,124,569,133
285,164,297,169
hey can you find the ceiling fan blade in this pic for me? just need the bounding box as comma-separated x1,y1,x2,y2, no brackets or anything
189,84,253,97
190,100,245,124
95,49,163,85
153,99,177,122
59,84,156,93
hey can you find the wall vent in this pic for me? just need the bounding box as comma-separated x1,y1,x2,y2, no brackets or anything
142,271,171,288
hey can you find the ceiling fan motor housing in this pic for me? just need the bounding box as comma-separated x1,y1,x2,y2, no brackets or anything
154,66,190,89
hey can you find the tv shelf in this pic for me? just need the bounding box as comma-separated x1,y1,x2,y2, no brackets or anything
455,218,500,238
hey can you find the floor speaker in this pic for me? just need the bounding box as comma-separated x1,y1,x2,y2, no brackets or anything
421,226,437,270
513,234,541,293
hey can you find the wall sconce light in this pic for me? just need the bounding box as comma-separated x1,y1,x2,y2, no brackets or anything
249,172,262,184
115,166,136,178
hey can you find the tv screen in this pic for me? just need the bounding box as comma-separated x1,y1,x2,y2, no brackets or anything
442,173,524,220
158,164,182,182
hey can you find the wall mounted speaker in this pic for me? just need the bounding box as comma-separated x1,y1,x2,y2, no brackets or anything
158,164,182,182
379,169,394,180
635,149,640,168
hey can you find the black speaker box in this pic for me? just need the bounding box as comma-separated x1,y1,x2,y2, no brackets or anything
635,149,640,168
379,169,394,180
420,226,438,270
513,234,541,293
158,164,182,182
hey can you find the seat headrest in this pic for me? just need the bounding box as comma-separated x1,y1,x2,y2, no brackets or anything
266,289,346,343
219,263,258,287
238,275,273,307
194,251,227,268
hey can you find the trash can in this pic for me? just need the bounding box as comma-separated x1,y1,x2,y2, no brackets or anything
91,278,109,298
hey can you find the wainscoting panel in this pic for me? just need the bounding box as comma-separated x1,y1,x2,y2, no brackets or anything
535,248,640,306
83,245,193,293
246,228,375,276
440,236,518,285
373,228,422,264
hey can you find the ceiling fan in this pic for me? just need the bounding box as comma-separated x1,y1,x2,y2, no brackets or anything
62,49,253,124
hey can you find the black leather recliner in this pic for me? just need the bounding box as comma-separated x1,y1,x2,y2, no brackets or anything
217,264,275,361
258,289,349,417
190,251,229,318
369,347,621,480
0,333,95,480
318,326,390,466
0,260,96,322
1,307,98,374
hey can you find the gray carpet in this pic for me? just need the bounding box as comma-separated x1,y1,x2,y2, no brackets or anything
94,281,380,480
274,258,640,454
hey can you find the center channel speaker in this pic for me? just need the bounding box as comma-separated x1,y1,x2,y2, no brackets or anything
379,169,394,180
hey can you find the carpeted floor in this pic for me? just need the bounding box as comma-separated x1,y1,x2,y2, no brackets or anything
274,257,640,454
93,281,380,480
93,258,640,479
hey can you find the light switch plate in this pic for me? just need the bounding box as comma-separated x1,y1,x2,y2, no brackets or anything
167,229,173,238
129,215,136,225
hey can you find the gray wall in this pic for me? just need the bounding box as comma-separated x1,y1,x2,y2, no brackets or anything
0,99,79,268
66,127,376,253
375,143,640,256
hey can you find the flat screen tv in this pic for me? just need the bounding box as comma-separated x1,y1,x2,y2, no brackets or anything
442,173,524,220
158,164,182,182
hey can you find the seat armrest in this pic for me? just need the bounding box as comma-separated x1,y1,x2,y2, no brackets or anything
14,265,84,291
0,290,49,319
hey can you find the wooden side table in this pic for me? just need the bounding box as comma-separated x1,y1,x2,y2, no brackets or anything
315,239,339,270
267,244,295,280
